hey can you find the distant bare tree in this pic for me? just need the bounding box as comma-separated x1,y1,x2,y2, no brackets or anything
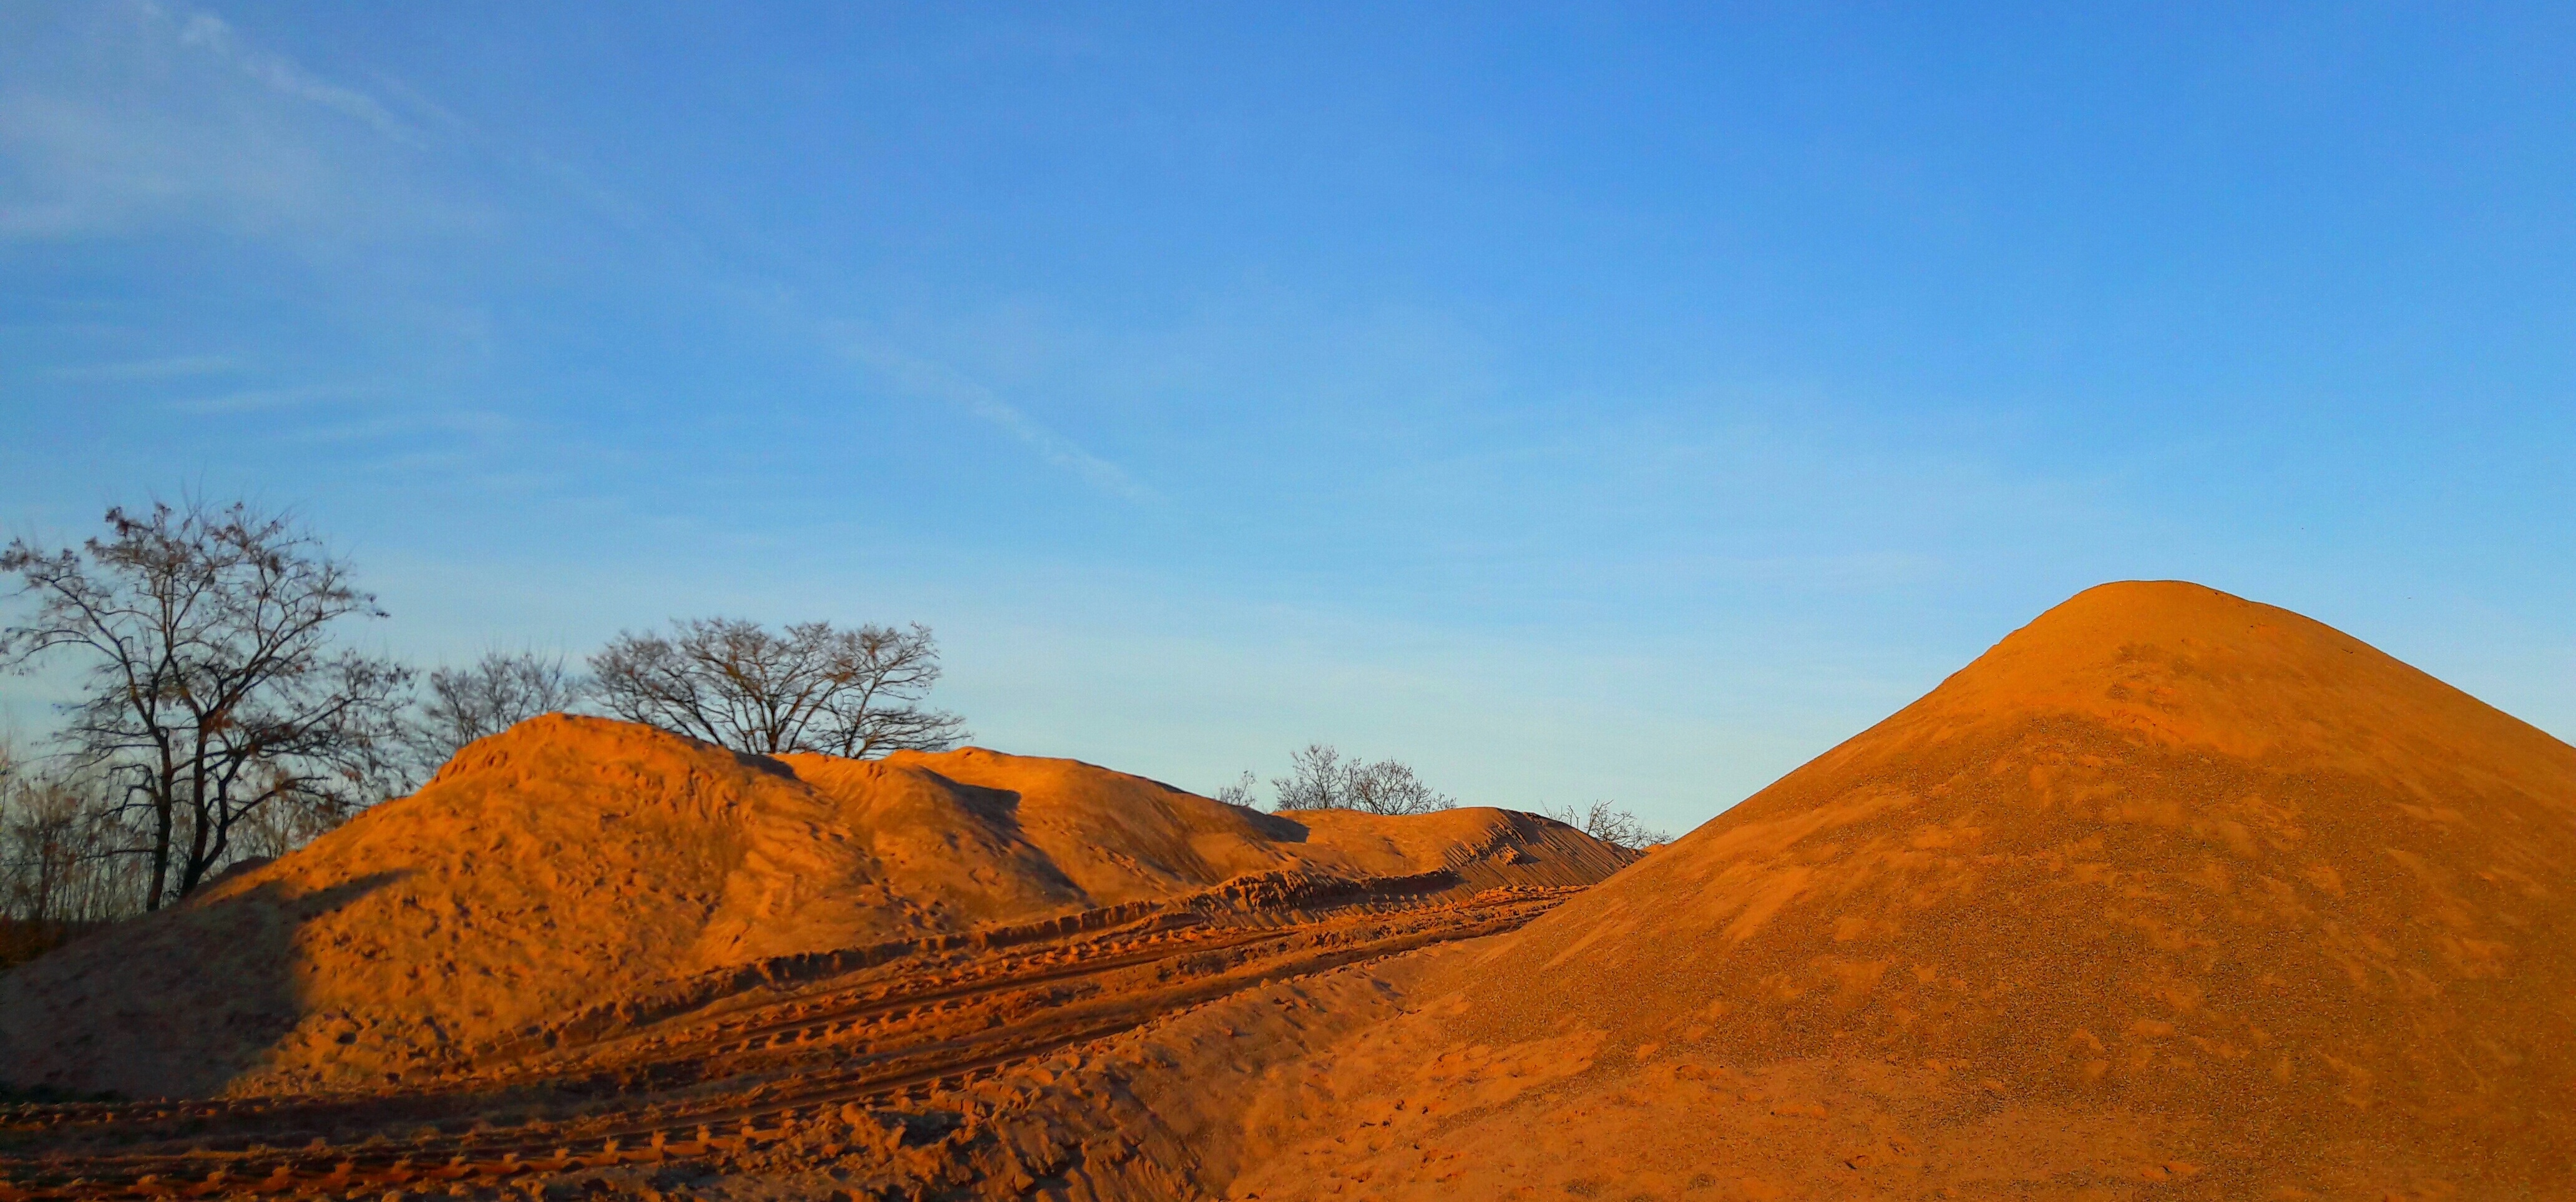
406,649,587,773
1,766,87,925
0,759,142,926
1271,744,1349,811
1347,758,1455,816
1538,801,1671,851
1271,744,1455,816
0,499,412,909
1212,770,1262,810
0,742,149,968
589,617,965,758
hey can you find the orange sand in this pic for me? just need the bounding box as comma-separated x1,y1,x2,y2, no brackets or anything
1232,580,2576,1198
0,718,1625,1099
6,580,2572,1202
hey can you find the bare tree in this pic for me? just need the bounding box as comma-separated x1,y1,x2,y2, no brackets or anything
1211,770,1262,809
1271,744,1349,811
589,617,965,758
406,649,587,773
1,760,143,925
1538,801,1671,851
0,744,149,969
2,766,88,925
1346,758,1455,816
0,499,413,909
1271,743,1455,816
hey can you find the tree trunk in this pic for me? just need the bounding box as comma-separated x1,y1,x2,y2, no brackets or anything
145,794,172,912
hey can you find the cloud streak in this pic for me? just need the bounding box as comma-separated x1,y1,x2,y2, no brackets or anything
165,383,357,416
51,354,239,381
0,1,441,238
842,340,1159,503
161,6,417,145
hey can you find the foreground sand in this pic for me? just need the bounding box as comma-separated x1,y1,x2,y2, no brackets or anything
0,721,1631,1201
0,879,1560,1200
5,580,2573,1200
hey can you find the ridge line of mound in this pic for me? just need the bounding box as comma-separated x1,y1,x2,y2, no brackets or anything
0,715,1636,1099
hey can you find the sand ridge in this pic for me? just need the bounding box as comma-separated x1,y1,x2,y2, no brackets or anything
6,580,2572,1201
0,716,1629,1100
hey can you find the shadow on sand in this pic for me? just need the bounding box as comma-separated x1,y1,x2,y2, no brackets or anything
0,870,406,1099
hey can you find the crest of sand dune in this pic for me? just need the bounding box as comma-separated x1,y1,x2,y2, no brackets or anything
1232,581,2576,1199
0,716,1629,1100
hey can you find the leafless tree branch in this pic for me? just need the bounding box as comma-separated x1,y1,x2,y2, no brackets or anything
404,649,588,774
1536,800,1671,851
1268,743,1456,816
0,497,412,909
588,617,965,758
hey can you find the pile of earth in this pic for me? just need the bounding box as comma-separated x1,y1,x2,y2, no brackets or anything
1225,580,2576,1199
12,579,2570,1202
0,716,1631,1099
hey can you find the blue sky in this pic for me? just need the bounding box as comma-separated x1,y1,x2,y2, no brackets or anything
4,2,2572,832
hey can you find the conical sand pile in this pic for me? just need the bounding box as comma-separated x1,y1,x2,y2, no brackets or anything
1238,581,2576,1198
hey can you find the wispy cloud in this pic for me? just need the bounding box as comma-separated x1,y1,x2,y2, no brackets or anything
281,408,517,446
842,339,1159,503
150,379,515,447
160,6,417,145
51,354,238,381
0,1,444,239
166,383,354,415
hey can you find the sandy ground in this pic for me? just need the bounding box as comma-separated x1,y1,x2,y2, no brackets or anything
0,875,1579,1201
5,581,2572,1201
0,723,1626,1100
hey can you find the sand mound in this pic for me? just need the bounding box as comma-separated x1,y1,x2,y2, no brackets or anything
0,716,1628,1100
1240,581,2576,1198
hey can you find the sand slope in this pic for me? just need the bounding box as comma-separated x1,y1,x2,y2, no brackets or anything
1240,581,2576,1198
0,716,1628,1099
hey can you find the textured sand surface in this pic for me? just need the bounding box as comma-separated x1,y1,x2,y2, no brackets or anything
0,718,1626,1100
6,580,2570,1202
1232,580,2576,1198
0,881,1568,1201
